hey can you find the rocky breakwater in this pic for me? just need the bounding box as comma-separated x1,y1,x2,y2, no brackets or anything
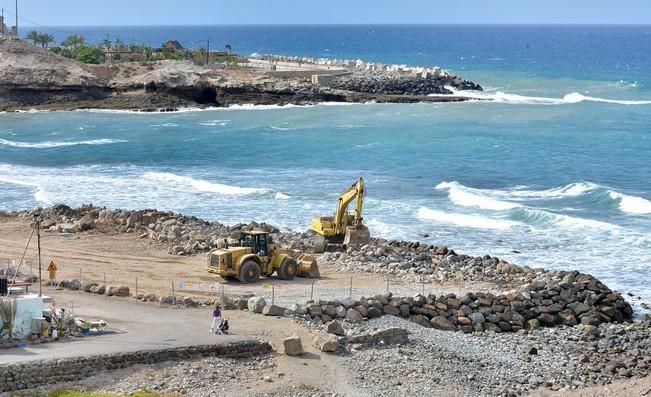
332,70,482,96
16,204,290,256
294,271,632,333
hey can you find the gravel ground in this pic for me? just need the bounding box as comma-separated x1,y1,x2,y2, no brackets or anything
346,316,651,397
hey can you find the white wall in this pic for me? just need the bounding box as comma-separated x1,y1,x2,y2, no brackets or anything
0,296,43,339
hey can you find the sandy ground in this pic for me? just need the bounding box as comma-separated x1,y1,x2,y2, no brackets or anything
0,218,465,306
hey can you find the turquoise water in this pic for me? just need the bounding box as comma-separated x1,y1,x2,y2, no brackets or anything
1,25,650,305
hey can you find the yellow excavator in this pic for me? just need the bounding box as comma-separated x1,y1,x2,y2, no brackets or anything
310,177,371,253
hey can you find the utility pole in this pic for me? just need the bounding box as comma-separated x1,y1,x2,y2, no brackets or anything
36,213,42,297
2,8,4,36
206,39,210,66
15,0,17,37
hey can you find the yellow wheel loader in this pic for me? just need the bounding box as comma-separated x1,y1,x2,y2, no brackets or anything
310,177,371,253
206,230,319,283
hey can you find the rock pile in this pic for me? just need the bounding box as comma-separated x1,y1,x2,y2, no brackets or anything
324,239,539,287
290,271,632,333
332,71,482,95
18,204,282,256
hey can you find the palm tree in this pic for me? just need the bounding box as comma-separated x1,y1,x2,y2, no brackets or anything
26,30,40,46
39,33,55,49
225,44,232,54
61,34,85,48
100,38,112,50
114,38,124,51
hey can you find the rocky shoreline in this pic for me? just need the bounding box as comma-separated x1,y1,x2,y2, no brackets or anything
3,204,651,396
0,37,481,112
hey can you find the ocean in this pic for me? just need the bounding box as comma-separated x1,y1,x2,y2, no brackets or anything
1,25,650,307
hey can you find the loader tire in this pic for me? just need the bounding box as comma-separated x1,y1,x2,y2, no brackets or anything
278,257,298,280
238,260,261,284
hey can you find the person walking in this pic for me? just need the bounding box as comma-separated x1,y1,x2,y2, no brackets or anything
210,305,222,333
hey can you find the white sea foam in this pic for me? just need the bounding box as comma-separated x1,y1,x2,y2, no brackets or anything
417,207,520,230
198,120,230,126
436,181,598,202
142,172,265,195
514,207,620,231
436,181,520,210
274,192,290,200
435,89,651,106
608,191,651,215
0,138,127,148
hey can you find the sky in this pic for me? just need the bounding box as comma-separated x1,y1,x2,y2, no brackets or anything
1,0,650,26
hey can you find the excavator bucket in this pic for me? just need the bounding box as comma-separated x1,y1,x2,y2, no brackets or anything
343,225,371,247
292,253,320,278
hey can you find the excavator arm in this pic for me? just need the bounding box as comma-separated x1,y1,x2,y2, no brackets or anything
311,177,370,253
334,177,365,234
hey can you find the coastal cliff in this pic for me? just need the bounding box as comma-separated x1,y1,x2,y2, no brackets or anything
0,38,482,111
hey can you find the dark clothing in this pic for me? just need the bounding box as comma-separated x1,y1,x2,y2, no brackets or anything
213,308,221,318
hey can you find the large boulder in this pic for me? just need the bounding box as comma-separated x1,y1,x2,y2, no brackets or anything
327,320,345,336
142,293,157,302
409,315,433,328
262,304,285,316
75,214,95,231
58,223,80,233
159,295,175,305
383,305,401,316
430,316,456,331
283,335,304,356
345,308,364,323
82,282,98,292
108,285,130,297
313,335,339,353
248,296,266,313
568,302,591,316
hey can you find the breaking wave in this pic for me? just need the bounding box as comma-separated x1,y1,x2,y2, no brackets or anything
142,172,266,195
437,180,651,216
0,138,127,148
439,89,651,106
609,191,651,215
436,181,599,203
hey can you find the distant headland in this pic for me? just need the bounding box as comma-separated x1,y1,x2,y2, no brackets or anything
0,36,483,111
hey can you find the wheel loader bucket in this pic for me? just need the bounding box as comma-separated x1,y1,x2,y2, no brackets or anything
343,225,371,247
293,253,320,278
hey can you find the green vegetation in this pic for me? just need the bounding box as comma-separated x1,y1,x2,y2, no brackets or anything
71,45,105,64
26,33,239,65
60,34,85,48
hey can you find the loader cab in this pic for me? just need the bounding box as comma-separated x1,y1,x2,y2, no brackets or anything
239,231,271,257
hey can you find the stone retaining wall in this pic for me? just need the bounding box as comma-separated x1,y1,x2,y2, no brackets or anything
0,340,272,392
